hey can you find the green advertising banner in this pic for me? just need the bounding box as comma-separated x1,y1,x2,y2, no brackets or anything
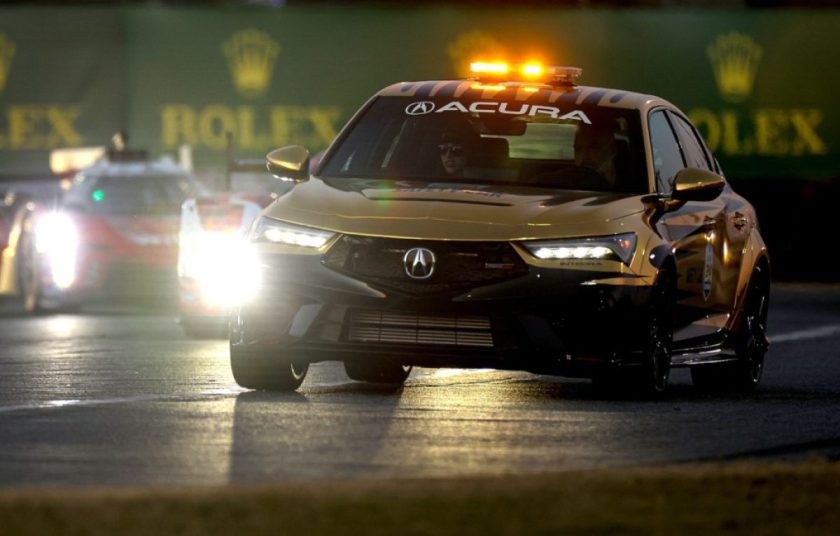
1,6,838,180
0,8,127,175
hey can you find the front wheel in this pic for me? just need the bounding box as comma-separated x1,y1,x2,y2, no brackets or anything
230,343,309,392
637,269,675,395
602,268,674,397
18,230,45,314
344,360,412,385
594,268,676,398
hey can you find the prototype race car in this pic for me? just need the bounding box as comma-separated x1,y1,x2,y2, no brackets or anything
0,149,201,312
230,61,770,395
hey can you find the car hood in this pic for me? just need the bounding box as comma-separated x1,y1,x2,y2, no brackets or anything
263,178,647,241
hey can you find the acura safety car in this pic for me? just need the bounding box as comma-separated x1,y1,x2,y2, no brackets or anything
230,61,770,395
0,149,202,312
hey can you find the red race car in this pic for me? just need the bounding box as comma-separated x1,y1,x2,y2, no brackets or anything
0,149,202,312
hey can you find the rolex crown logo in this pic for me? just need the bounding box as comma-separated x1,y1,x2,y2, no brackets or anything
223,29,280,98
707,32,763,103
447,31,507,78
0,33,16,92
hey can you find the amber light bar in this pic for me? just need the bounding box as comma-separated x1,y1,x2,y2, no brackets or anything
469,60,582,86
469,61,510,75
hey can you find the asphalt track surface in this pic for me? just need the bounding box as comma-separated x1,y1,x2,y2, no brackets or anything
0,284,838,488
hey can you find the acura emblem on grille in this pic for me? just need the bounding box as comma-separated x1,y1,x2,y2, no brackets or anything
403,247,436,280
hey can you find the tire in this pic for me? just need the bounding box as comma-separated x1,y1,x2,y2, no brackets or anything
230,342,309,392
344,360,412,385
19,232,78,315
691,265,770,393
625,268,675,397
18,231,45,314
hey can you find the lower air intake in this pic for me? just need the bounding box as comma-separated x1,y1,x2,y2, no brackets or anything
348,310,494,348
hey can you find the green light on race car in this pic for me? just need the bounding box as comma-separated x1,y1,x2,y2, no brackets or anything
92,189,105,202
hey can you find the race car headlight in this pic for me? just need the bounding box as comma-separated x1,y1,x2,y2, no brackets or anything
35,212,79,289
250,217,335,249
523,233,637,265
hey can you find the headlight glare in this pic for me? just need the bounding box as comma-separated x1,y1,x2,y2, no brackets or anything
525,233,636,265
35,212,79,289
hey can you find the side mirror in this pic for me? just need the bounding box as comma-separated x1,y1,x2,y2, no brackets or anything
266,145,310,184
672,167,725,202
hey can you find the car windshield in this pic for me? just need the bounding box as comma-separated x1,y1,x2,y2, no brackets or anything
319,95,647,193
68,175,197,216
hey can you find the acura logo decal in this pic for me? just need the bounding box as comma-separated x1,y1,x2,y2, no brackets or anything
403,247,436,280
405,101,435,115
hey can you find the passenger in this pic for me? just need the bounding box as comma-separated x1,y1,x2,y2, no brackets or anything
574,124,618,187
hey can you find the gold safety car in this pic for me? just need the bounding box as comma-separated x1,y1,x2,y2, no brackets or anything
230,61,770,395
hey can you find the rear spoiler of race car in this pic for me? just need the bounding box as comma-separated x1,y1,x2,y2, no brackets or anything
224,132,266,192
105,149,148,163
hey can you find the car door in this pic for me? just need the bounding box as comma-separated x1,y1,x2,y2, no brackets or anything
667,110,748,316
648,108,729,344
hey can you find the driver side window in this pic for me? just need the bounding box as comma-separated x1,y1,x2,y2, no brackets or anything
648,110,685,196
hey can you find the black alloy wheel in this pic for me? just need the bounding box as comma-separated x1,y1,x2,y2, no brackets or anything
591,268,674,397
639,268,675,396
735,267,770,388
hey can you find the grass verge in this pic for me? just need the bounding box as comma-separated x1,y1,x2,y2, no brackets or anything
0,461,838,535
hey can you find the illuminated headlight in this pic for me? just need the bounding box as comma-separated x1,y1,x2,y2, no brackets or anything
251,217,335,248
184,232,261,307
523,233,637,265
35,212,79,289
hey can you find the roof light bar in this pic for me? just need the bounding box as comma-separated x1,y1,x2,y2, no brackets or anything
470,62,509,75
468,60,582,86
520,63,544,77
545,65,583,85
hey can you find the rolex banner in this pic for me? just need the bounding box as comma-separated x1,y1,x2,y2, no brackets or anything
0,7,838,180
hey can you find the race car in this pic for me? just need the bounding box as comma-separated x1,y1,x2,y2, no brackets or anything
229,61,770,395
0,148,202,312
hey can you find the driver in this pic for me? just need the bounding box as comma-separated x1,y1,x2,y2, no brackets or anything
438,131,469,177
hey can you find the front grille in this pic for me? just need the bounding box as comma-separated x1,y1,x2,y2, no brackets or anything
348,310,494,348
322,236,528,296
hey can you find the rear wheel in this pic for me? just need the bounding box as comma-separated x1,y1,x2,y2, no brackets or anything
691,266,769,392
344,360,412,385
230,343,309,391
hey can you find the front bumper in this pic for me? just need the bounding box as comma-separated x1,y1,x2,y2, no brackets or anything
232,249,656,377
60,249,178,307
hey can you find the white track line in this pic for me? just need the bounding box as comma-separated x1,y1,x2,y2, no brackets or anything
770,324,840,343
0,388,244,415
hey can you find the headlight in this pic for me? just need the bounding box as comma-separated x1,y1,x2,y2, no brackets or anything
250,217,335,248
35,212,79,289
186,232,261,307
522,233,637,265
